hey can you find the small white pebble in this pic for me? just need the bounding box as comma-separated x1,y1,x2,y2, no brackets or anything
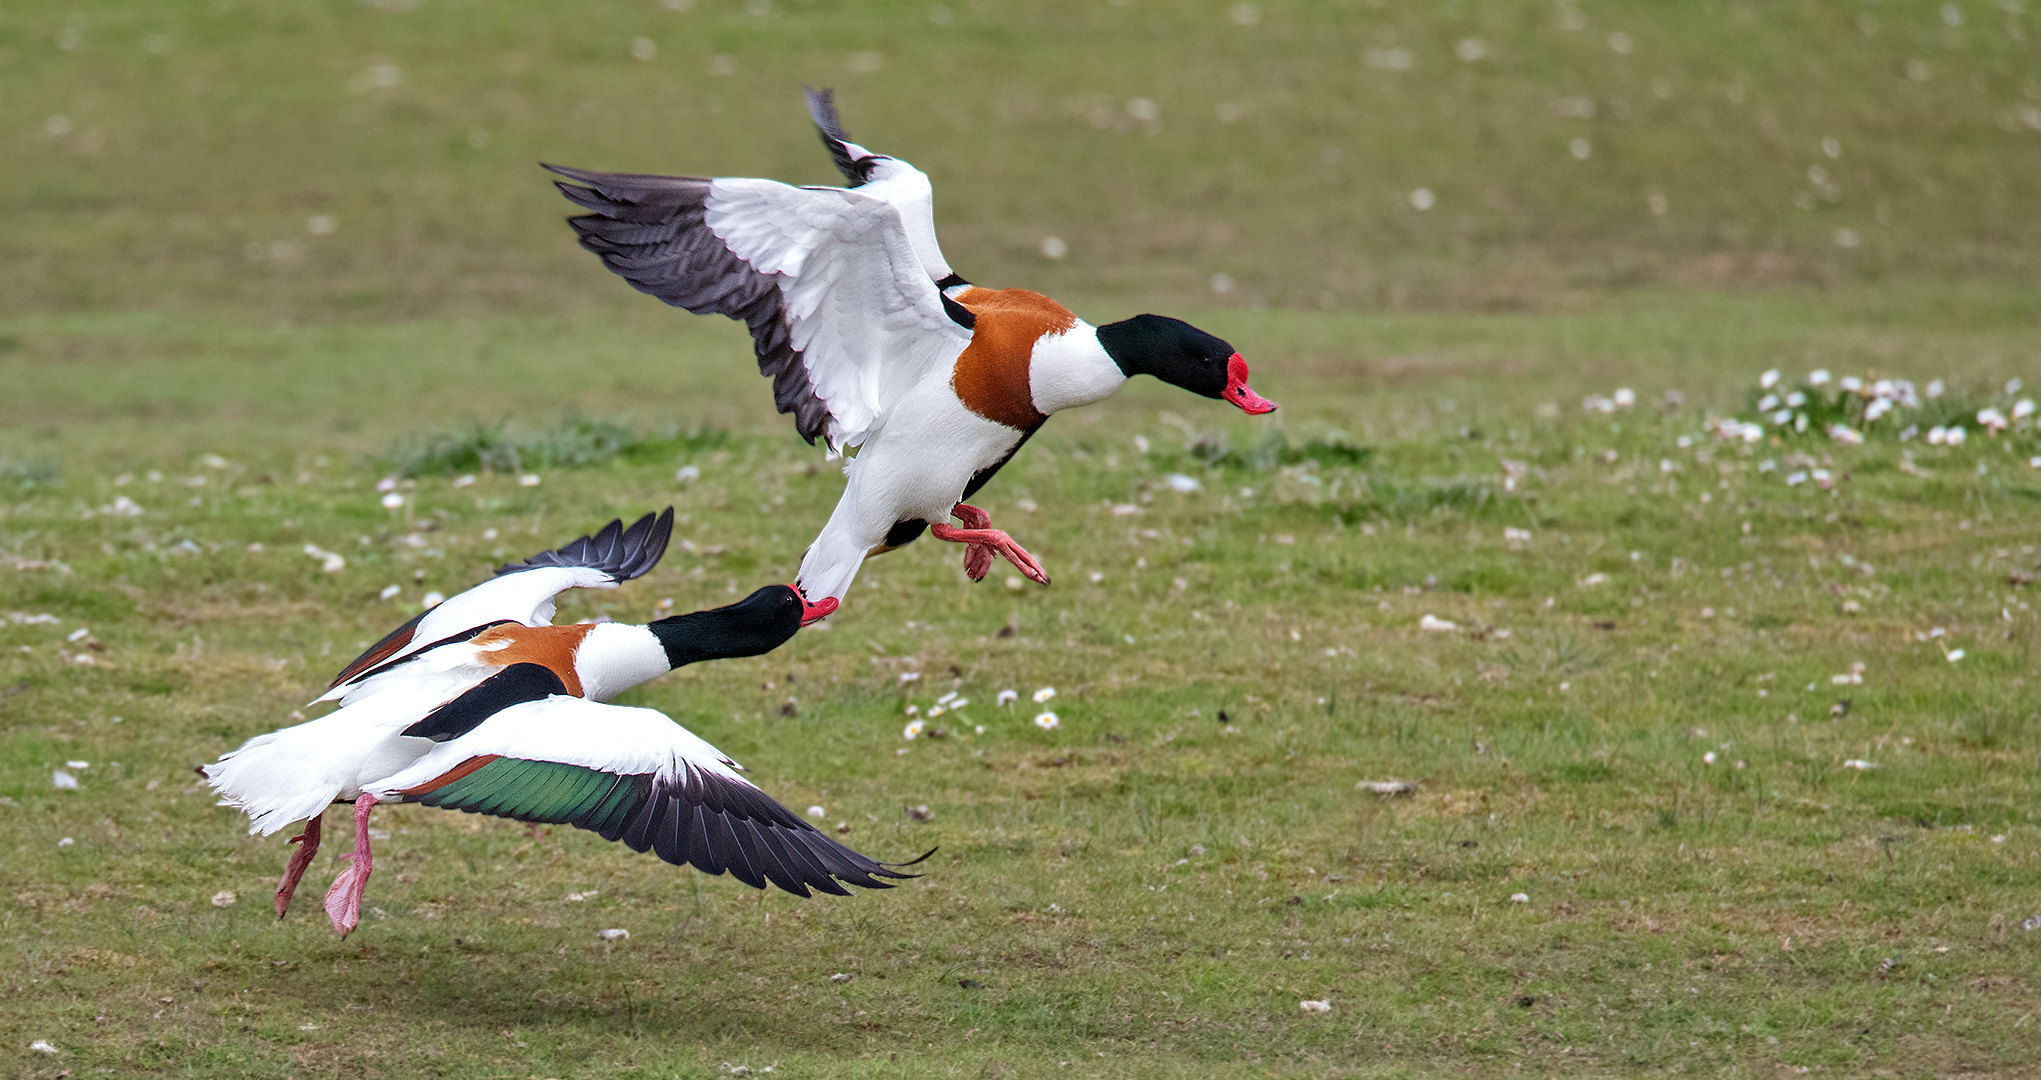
597,928,630,941
1299,999,1333,1013
211,891,238,907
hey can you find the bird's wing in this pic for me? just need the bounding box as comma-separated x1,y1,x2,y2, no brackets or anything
549,166,974,452
803,85,959,285
324,509,673,693
365,695,921,896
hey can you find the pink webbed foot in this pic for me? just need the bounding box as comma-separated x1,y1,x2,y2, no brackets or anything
274,812,324,919
322,794,378,939
931,504,1049,586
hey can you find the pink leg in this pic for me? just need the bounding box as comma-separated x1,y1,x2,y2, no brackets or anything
274,812,324,920
322,794,377,939
931,503,1049,586
950,504,997,581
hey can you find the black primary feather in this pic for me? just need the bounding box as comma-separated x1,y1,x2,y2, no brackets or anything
496,507,674,580
545,164,833,443
803,85,879,187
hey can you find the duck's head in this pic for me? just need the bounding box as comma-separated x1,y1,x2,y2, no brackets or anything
1097,314,1277,415
649,585,835,669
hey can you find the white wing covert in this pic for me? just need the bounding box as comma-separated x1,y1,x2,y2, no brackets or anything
705,179,971,451
320,509,672,699
365,695,924,896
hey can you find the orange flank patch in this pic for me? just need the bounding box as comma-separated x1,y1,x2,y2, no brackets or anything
950,288,1076,430
468,623,598,696
397,754,501,796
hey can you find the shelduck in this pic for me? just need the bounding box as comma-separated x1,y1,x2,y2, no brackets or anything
203,511,916,939
547,87,1277,607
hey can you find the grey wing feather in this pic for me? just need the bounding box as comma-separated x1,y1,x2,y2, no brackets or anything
496,507,674,580
545,165,832,443
803,85,878,187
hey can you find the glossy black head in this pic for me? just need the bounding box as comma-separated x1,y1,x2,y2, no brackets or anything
1097,314,1278,414
1097,315,1234,398
647,585,805,669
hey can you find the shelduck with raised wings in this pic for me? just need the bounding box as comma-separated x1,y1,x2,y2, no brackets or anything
547,87,1277,608
203,511,918,939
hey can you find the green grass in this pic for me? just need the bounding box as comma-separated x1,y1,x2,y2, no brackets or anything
6,286,2041,1077
5,0,2041,1075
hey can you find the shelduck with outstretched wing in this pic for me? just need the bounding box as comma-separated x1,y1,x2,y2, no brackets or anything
202,511,907,940
547,87,1277,609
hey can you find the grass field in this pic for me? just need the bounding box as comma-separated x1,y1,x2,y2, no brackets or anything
6,1,2041,1077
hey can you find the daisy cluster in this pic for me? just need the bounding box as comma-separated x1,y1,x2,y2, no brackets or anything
902,686,1060,740
1700,369,2037,452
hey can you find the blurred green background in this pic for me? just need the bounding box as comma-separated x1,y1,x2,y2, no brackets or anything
5,0,2038,325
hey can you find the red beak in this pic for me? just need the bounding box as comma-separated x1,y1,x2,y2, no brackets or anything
1224,354,1277,415
798,594,838,626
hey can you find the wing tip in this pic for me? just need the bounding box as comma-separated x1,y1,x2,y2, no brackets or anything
495,509,674,580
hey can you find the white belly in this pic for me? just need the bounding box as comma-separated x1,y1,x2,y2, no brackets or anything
854,396,1023,524
794,370,1027,600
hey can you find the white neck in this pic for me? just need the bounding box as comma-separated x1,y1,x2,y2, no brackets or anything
1029,324,1127,415
573,623,672,702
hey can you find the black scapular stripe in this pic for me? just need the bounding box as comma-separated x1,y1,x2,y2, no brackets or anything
940,292,976,330
337,618,517,688
402,663,567,743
